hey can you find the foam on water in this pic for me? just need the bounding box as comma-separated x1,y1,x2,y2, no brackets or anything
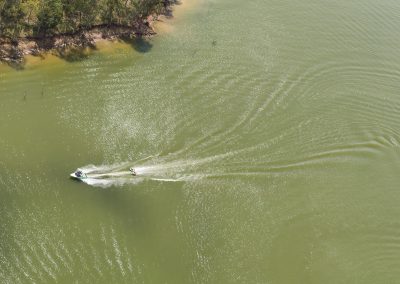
73,145,269,188
76,158,209,188
83,177,146,188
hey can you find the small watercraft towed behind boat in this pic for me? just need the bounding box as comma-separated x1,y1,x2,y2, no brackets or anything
70,167,137,181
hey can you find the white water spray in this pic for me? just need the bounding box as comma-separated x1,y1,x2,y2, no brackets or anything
74,157,210,188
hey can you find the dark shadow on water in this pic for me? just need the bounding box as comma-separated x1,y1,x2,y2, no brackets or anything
121,37,153,53
55,36,98,62
5,61,25,70
56,47,92,62
1,37,98,69
3,31,158,70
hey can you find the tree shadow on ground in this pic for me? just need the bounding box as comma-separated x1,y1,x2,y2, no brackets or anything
0,42,26,70
163,0,182,19
1,33,155,70
1,36,99,70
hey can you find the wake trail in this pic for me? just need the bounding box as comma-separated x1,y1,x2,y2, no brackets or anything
76,157,212,188
75,146,304,188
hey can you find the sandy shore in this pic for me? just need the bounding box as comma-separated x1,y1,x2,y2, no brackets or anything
152,0,202,34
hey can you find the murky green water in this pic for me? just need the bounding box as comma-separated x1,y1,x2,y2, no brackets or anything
1,0,400,282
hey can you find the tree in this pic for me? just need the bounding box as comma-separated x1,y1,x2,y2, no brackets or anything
0,0,173,38
35,0,63,36
20,0,40,25
61,0,98,33
134,0,163,19
100,0,133,26
0,0,25,38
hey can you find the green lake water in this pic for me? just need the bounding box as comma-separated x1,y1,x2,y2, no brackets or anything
1,0,400,283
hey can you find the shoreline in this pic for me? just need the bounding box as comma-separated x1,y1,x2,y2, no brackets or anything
0,0,201,69
0,1,184,68
0,24,154,67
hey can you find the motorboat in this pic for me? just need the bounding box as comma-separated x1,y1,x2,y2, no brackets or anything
130,167,137,176
70,169,88,180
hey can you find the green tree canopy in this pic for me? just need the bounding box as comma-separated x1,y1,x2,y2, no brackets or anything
0,0,172,38
0,0,25,38
36,0,63,35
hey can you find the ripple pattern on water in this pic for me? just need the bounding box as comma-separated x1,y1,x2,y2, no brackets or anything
2,0,400,282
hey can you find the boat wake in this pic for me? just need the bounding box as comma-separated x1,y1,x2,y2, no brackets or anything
74,147,287,188
74,158,208,188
